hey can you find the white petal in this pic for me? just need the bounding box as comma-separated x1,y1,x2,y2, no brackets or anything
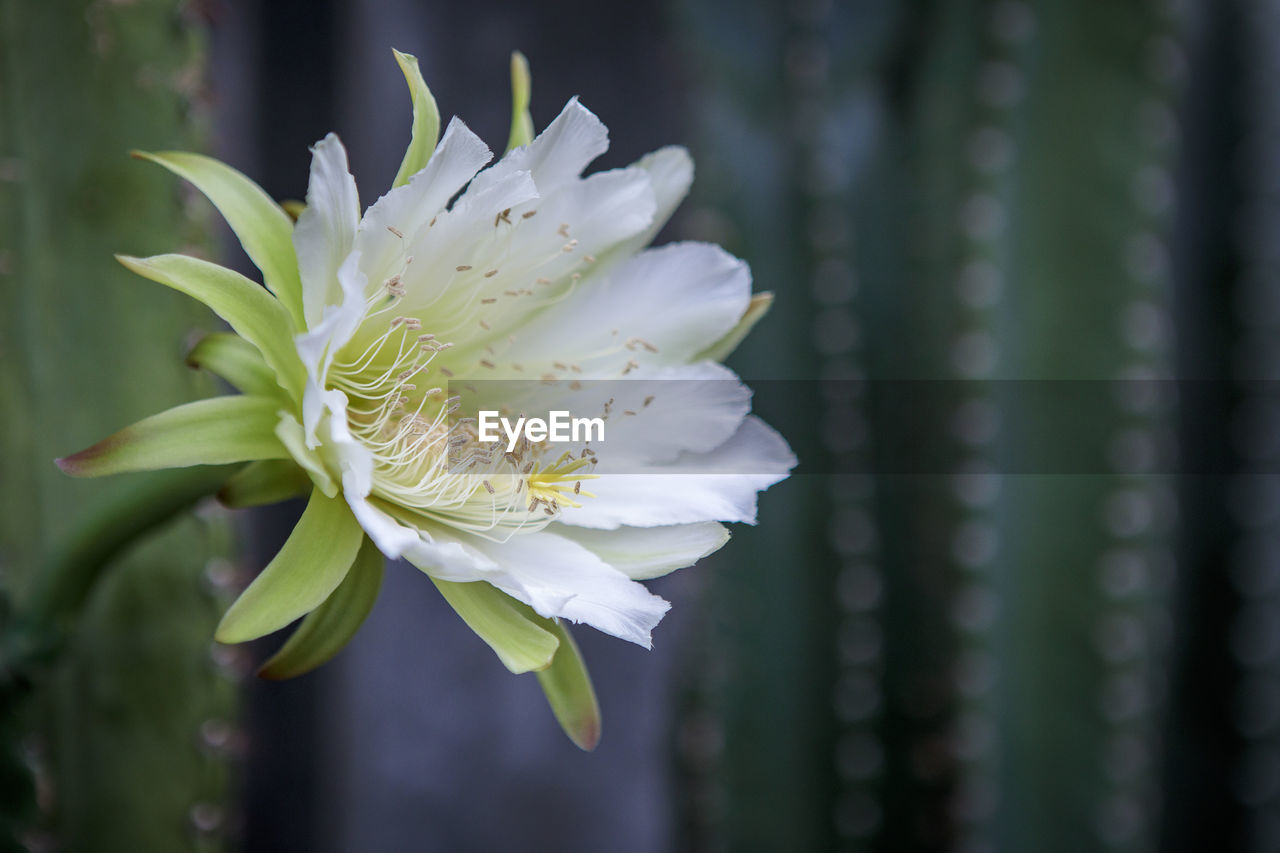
355,118,493,288
331,164,540,363
614,145,693,256
347,493,675,646
378,167,539,318
497,166,655,285
555,521,729,580
496,362,750,466
345,486,488,577
299,383,340,452
415,165,656,349
296,251,369,441
294,380,377,486
454,530,671,648
468,97,608,199
318,390,373,494
560,415,796,529
294,134,360,329
346,477,423,554
503,241,751,372
588,362,750,462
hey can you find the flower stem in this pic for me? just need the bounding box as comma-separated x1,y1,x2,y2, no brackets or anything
1,464,237,690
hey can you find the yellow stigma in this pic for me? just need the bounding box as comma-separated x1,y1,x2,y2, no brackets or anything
527,450,597,511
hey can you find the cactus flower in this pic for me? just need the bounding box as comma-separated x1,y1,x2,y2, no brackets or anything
57,50,792,747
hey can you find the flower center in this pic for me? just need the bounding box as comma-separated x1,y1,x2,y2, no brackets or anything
327,307,598,537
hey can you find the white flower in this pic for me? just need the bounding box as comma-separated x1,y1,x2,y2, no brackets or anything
290,93,794,650
60,51,793,697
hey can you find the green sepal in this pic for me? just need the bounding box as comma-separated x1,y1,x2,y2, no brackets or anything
215,488,364,643
218,459,312,509
506,51,535,153
56,396,288,478
117,253,305,404
187,332,279,398
535,618,602,751
258,535,384,679
391,49,441,189
696,292,774,362
430,578,560,674
132,150,306,328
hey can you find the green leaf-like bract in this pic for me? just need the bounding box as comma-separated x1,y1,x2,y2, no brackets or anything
56,396,288,477
258,535,385,679
391,50,441,189
218,459,312,509
506,51,535,153
696,292,773,363
118,253,305,403
132,150,305,328
186,332,280,398
215,488,364,643
535,619,601,750
431,577,560,674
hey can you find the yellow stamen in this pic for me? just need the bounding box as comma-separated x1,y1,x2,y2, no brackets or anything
526,451,598,509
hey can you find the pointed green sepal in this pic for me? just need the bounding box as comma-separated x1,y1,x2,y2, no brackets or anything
280,199,306,221
391,49,441,188
56,396,288,478
132,150,305,327
216,488,364,643
430,578,560,674
258,535,385,679
218,459,312,508
506,51,535,153
535,618,601,750
696,292,774,362
187,333,279,398
118,253,305,404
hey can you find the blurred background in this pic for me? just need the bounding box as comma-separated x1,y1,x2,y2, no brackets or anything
3,0,1277,850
